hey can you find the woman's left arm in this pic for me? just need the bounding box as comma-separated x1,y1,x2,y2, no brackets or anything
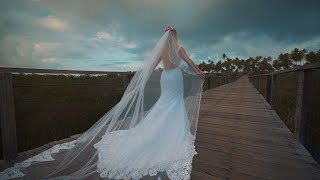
179,46,205,79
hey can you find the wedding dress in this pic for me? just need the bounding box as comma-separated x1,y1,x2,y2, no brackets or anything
0,30,204,180
93,67,196,180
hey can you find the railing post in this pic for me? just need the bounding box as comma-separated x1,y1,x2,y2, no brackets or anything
207,76,211,90
270,74,277,108
128,73,134,82
258,75,262,93
213,76,218,88
122,74,129,88
266,75,272,105
265,74,277,108
0,73,18,160
254,76,258,90
258,75,260,92
294,70,305,142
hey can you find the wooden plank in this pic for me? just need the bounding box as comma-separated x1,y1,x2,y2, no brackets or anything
265,75,272,105
301,69,320,163
192,75,320,180
258,75,262,93
294,70,305,141
121,74,130,88
270,74,277,108
0,73,18,160
207,76,211,89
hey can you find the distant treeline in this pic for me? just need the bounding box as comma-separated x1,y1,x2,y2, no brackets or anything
197,48,320,75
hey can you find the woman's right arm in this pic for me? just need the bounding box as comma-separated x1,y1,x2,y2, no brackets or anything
179,46,205,79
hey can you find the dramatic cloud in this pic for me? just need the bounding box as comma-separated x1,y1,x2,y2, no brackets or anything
33,42,61,55
0,0,319,71
36,16,71,32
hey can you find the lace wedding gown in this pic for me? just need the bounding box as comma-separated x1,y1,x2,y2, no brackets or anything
93,67,197,180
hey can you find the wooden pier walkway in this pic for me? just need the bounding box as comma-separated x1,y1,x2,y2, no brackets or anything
1,75,320,180
191,75,320,180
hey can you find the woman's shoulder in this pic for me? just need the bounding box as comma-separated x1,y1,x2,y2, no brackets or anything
178,45,186,56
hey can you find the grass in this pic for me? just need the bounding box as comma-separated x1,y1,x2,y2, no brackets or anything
274,73,297,133
0,71,168,159
11,74,126,155
251,73,297,133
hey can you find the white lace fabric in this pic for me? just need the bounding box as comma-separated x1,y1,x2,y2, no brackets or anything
0,140,78,179
0,136,196,180
94,134,196,180
93,68,197,180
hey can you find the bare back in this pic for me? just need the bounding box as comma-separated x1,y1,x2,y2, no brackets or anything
161,45,179,70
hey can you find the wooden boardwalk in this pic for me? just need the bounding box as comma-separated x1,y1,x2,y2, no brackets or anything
191,75,320,180
1,75,320,180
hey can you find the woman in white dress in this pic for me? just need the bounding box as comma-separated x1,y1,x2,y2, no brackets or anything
0,26,205,180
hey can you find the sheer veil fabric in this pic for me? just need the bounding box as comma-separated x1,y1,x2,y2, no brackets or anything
0,30,204,180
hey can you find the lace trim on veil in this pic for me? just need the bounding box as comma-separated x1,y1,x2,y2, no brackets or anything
0,140,78,180
0,136,197,180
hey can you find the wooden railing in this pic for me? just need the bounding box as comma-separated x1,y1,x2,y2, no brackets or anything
203,74,242,91
249,62,320,163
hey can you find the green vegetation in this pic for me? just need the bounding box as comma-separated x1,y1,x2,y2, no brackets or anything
198,48,320,75
274,73,297,132
12,74,126,153
0,71,166,158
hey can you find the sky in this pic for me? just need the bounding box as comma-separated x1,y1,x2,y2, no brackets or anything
0,0,320,72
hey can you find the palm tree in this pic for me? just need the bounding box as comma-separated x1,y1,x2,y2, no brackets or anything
290,48,300,66
301,48,307,65
208,59,214,73
272,60,281,71
198,61,207,71
223,58,232,74
259,56,273,73
222,53,227,62
278,53,292,69
215,61,222,73
196,48,318,75
243,59,251,73
290,48,307,66
234,57,243,72
305,50,320,64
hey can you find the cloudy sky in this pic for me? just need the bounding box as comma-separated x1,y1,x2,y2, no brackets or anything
1,0,319,71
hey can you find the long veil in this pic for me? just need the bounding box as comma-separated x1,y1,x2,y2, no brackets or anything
0,30,204,180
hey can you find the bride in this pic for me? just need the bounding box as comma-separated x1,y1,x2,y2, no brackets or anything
0,26,205,180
